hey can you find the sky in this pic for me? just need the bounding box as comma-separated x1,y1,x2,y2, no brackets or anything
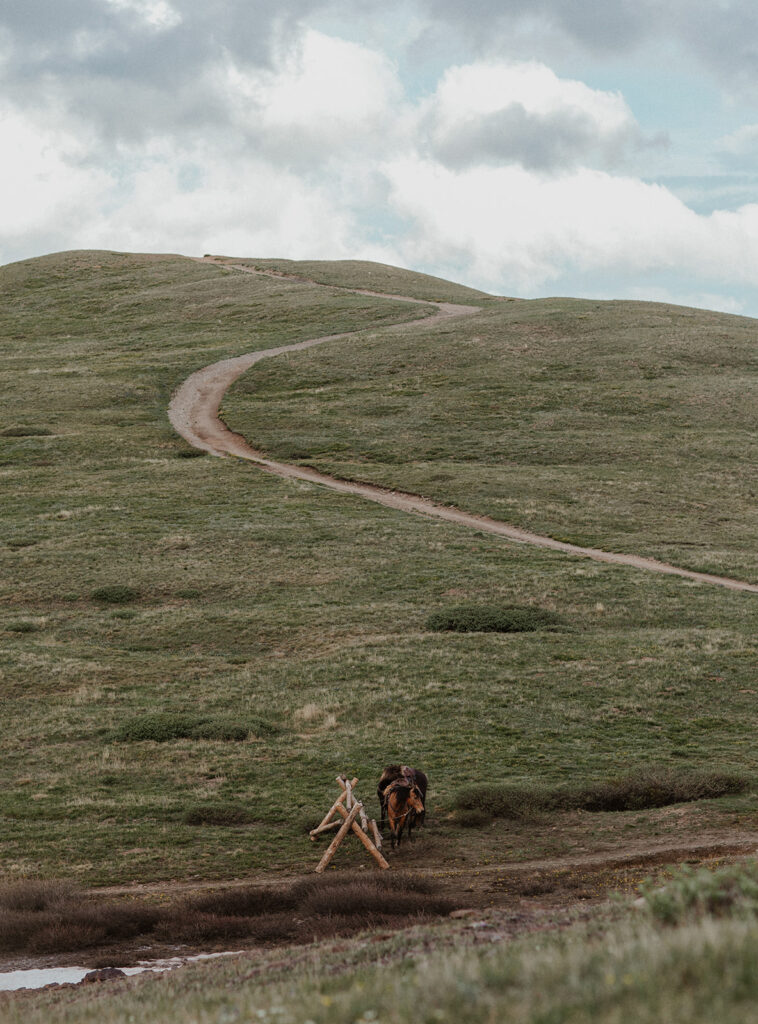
3,1,758,314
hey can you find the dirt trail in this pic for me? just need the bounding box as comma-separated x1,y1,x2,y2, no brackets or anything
169,257,758,594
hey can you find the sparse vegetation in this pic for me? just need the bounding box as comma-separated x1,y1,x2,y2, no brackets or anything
427,603,563,633
182,803,257,826
91,585,139,604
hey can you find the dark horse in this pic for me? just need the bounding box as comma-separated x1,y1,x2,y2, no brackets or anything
377,765,428,833
385,778,425,848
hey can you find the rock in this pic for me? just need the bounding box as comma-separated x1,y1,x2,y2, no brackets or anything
81,968,127,984
449,908,479,919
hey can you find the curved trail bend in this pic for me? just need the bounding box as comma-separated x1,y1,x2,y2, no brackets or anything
169,258,758,595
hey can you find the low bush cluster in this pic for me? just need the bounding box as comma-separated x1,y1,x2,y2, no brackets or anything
426,603,564,633
454,768,749,823
111,712,279,743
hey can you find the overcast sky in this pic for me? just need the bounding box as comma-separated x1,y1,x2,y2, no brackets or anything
3,1,758,314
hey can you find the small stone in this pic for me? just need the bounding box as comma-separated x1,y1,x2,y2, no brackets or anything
81,968,127,984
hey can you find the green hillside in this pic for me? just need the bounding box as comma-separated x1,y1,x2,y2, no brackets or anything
1,250,757,891
224,291,758,581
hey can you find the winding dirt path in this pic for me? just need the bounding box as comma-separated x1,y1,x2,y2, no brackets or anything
169,258,758,594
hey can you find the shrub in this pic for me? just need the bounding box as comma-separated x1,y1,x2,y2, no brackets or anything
576,769,748,812
642,861,758,925
175,449,205,458
92,585,139,604
426,603,563,633
0,880,74,913
183,804,256,827
454,769,749,824
189,719,250,742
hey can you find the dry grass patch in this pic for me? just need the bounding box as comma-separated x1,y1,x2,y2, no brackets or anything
0,875,457,956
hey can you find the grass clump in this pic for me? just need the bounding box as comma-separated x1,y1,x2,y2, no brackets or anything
426,603,563,633
642,861,758,924
7,620,40,633
182,803,257,826
454,768,749,823
111,712,267,743
91,584,139,604
0,425,52,436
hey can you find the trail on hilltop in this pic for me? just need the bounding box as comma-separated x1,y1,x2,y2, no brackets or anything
169,257,758,595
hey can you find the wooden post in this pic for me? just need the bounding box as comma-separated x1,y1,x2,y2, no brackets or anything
370,819,383,850
310,778,358,838
334,801,390,869
309,819,343,841
315,802,362,873
359,804,369,834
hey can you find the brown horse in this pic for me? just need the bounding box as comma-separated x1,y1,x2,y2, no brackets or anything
377,765,428,831
385,778,425,848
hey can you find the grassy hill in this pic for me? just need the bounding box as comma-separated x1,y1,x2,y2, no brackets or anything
2,249,758,898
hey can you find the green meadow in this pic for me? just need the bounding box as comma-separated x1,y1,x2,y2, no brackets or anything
1,249,758,891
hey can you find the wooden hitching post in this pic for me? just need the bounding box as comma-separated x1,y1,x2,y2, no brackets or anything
311,775,389,871
315,802,362,873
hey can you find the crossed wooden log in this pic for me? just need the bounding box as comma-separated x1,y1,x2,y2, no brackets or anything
310,775,389,872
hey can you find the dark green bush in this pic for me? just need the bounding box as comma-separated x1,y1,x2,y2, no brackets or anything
92,585,139,604
175,449,205,458
7,621,39,633
112,712,279,743
190,719,250,742
426,604,563,633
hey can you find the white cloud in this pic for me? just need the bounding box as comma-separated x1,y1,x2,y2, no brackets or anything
221,30,407,164
382,157,758,294
0,108,114,237
420,61,641,171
